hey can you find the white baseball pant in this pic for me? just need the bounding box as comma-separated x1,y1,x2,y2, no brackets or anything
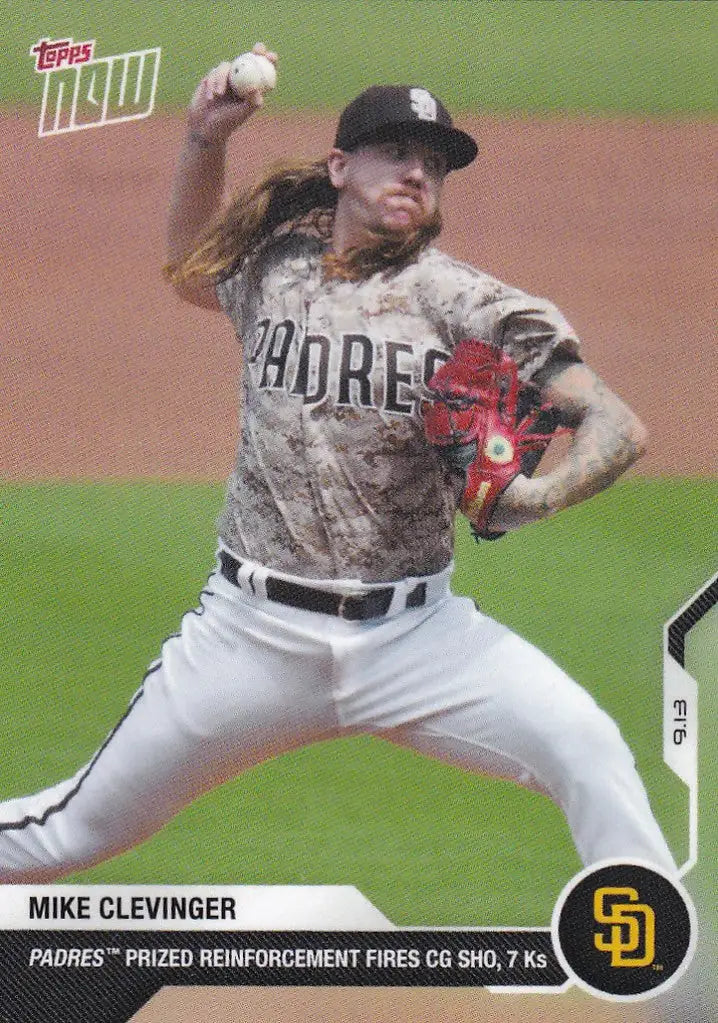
0,551,676,881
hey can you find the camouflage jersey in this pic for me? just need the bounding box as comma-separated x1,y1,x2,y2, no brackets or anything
215,234,580,584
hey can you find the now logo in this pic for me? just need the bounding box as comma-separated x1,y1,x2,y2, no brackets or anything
30,37,161,138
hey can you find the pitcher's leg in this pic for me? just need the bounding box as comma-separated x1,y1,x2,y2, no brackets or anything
0,671,197,882
0,577,338,882
383,598,675,872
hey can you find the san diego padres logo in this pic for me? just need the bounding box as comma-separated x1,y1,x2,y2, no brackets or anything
409,87,437,122
592,886,655,967
552,861,694,999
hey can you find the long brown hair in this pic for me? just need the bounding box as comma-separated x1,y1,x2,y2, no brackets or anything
164,157,441,287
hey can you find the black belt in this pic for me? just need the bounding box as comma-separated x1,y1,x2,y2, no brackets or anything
219,550,427,621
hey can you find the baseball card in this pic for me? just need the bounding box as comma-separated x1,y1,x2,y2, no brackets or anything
1,2,716,1021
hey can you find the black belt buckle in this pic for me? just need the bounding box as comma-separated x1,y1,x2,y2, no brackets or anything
338,588,393,621
337,592,359,619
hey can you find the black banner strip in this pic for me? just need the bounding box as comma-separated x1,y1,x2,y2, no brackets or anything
0,929,566,1022
667,577,718,667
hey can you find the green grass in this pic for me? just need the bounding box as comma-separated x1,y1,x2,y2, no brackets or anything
686,602,718,688
5,1,717,113
686,601,718,905
1,479,715,925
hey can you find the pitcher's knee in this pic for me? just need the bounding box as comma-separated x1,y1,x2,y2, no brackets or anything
542,699,636,785
0,795,137,882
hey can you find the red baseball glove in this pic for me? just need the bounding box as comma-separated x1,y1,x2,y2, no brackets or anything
422,340,570,539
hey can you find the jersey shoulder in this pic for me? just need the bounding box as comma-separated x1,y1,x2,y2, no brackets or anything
413,247,521,308
413,248,581,372
216,232,324,321
409,247,521,333
415,246,505,285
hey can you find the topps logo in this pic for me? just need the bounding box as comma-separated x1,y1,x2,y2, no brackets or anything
31,38,95,71
30,36,161,138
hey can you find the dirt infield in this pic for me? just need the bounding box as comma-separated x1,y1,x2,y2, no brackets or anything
5,111,715,1021
131,984,680,1022
3,112,716,480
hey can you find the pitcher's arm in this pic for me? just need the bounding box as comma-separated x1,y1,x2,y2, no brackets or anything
488,360,648,532
166,46,277,309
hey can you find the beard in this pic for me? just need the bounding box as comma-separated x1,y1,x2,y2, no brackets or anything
379,189,435,233
323,207,442,281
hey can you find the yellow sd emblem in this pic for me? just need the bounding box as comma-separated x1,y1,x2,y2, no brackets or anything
593,886,655,967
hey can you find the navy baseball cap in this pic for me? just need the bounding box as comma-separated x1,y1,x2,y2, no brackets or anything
334,85,478,171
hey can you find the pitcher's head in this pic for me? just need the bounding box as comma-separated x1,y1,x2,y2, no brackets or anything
328,85,477,242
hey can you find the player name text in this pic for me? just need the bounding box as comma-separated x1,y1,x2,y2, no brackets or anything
28,894,237,921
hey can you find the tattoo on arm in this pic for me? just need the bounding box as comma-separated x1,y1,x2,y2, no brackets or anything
536,361,648,514
485,359,647,532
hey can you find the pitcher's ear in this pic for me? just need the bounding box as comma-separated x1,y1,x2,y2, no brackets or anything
327,148,349,188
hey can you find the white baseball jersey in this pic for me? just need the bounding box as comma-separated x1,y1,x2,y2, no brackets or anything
216,236,580,582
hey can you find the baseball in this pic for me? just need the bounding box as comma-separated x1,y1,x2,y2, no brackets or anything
229,52,277,97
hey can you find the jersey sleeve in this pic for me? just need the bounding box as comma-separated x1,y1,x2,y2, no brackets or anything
471,292,581,381
429,254,582,382
215,267,247,333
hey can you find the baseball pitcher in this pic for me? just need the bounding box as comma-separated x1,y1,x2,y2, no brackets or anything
0,44,676,882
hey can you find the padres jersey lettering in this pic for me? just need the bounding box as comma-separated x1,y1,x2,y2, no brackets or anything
217,237,580,582
251,324,448,411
